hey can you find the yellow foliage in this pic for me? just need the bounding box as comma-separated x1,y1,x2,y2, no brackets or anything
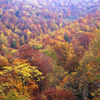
0,34,8,46
0,60,44,96
10,49,17,55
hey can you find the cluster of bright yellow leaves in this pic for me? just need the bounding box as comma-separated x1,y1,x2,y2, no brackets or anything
0,59,44,96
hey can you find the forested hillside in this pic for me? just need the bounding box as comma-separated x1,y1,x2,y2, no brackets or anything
0,0,100,100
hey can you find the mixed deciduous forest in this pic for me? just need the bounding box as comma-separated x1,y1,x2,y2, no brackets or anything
0,0,100,100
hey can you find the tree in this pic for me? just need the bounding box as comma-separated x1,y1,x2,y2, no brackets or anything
65,55,79,73
20,35,25,45
17,44,53,75
0,55,9,70
1,44,9,54
64,34,69,42
61,31,100,100
0,59,44,98
47,66,68,87
42,47,57,60
25,30,32,42
33,43,43,50
54,41,74,66
0,34,8,46
11,39,17,48
36,88,75,100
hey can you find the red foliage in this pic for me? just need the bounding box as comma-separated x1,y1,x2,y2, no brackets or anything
65,55,79,73
36,88,75,100
17,44,53,75
0,97,3,99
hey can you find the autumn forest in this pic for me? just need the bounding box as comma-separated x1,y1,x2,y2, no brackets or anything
0,0,100,100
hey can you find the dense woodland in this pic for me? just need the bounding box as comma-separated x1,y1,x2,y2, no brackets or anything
0,0,100,100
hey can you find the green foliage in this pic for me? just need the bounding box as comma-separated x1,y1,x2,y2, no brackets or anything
11,39,17,48
42,48,57,60
64,34,69,42
47,66,68,87
33,43,43,50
